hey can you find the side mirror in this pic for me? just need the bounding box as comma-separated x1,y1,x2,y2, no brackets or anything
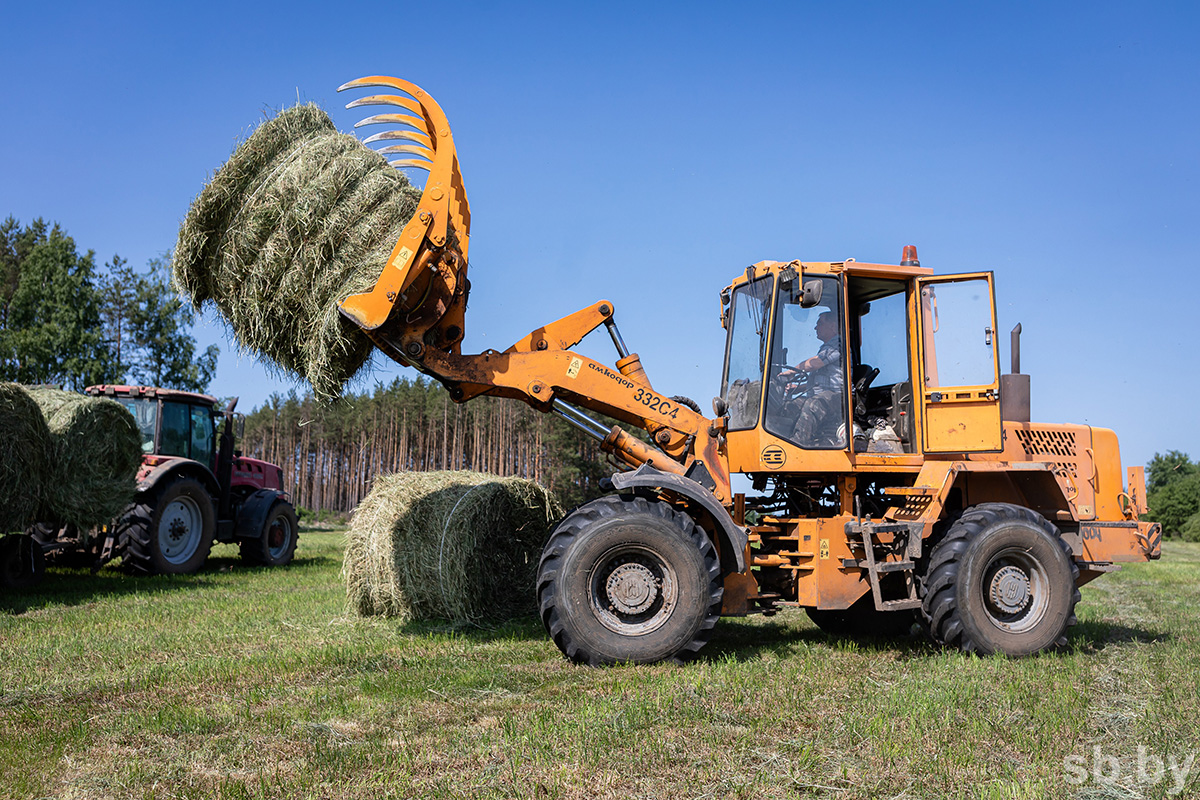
800,279,823,308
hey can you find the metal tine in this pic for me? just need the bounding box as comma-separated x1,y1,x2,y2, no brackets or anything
369,143,433,159
354,125,432,151
388,158,434,171
354,112,430,134
362,129,434,149
378,144,432,157
345,93,424,117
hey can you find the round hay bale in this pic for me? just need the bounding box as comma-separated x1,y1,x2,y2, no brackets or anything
26,387,142,530
0,383,53,533
343,471,564,623
173,103,424,400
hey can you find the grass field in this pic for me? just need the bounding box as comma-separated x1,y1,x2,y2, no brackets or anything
2,532,1197,800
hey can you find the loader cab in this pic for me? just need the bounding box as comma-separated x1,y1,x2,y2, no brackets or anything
718,253,1002,474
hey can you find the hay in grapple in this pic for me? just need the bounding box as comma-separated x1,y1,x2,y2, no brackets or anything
0,384,53,533
173,103,424,400
343,471,563,623
27,387,142,530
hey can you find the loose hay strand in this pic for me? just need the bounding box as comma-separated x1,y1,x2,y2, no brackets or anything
342,471,563,624
173,103,423,400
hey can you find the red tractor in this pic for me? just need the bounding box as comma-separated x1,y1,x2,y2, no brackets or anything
84,385,298,574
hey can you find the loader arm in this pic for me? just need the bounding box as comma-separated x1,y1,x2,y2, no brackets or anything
337,76,729,503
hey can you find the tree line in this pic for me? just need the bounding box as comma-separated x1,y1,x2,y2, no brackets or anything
0,217,215,391
240,378,617,513
1145,450,1200,541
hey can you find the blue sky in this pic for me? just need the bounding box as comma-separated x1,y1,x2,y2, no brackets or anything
2,1,1196,470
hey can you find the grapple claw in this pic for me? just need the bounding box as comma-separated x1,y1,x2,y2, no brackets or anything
336,76,471,351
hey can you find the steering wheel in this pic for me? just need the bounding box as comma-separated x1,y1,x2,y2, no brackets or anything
852,366,880,420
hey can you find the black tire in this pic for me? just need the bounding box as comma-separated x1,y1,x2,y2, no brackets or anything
537,494,723,666
806,594,917,639
239,501,299,567
117,476,215,575
919,503,1079,656
0,534,45,590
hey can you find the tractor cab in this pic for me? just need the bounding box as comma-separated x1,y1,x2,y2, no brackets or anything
719,247,1003,475
97,386,224,471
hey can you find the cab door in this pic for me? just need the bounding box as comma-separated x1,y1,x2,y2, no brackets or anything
915,273,1002,453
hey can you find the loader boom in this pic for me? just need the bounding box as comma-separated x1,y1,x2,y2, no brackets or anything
336,76,729,501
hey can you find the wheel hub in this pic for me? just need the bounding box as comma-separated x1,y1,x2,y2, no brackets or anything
989,564,1031,614
605,562,659,615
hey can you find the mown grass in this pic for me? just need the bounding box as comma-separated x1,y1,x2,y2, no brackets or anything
2,534,1198,800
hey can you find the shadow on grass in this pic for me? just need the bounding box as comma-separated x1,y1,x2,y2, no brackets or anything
1069,618,1170,650
703,614,937,663
202,551,340,573
0,547,339,615
0,567,215,615
390,614,548,643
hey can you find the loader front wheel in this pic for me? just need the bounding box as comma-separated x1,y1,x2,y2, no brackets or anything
920,503,1079,656
537,494,722,666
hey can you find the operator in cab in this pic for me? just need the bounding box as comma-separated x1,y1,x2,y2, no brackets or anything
778,310,845,447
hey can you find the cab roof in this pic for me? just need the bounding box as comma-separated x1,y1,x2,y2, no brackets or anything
85,384,221,406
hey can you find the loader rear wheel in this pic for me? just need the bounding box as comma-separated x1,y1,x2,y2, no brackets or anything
117,476,215,575
920,503,1079,656
239,501,299,567
806,594,917,639
537,494,722,666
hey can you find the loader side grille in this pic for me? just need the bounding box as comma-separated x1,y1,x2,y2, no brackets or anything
1014,428,1078,458
1013,427,1084,479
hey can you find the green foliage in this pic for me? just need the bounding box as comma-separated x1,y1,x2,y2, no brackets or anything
0,217,112,389
1149,473,1200,537
1147,450,1197,492
1145,450,1200,537
1,219,217,393
1182,511,1200,543
124,255,218,392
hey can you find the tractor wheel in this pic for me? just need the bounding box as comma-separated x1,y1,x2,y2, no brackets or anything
806,594,917,639
920,503,1079,656
117,476,215,575
0,534,45,590
239,501,299,567
536,494,722,666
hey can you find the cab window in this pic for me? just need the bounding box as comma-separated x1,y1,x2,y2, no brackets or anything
763,274,847,450
720,276,773,431
160,402,190,458
189,404,215,467
116,397,157,454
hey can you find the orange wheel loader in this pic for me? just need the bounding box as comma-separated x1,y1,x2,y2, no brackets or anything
335,76,1161,664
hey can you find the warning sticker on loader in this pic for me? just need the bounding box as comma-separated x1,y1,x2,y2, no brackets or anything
566,357,582,378
819,539,830,559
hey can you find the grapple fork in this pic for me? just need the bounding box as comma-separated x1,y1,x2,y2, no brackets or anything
336,76,472,360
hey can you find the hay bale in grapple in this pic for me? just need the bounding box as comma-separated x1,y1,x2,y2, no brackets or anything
27,387,142,530
173,103,424,400
0,383,52,534
344,471,563,623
